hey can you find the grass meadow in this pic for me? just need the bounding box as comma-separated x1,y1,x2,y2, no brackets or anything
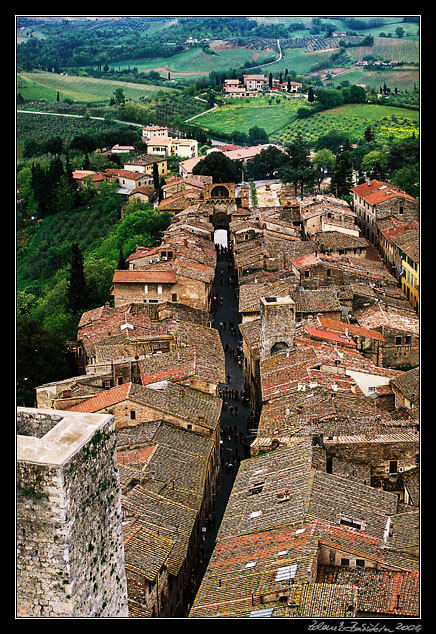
17,71,178,103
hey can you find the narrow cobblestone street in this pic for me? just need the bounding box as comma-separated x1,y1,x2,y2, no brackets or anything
193,243,254,590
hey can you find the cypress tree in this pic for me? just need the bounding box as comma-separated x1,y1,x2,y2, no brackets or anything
153,162,159,191
66,243,90,314
330,150,353,199
117,244,126,270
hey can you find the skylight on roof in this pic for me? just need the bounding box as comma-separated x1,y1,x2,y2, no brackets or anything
250,608,273,618
275,564,297,581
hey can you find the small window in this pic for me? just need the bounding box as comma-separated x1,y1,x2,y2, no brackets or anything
340,516,362,530
389,460,398,474
341,558,350,566
249,482,264,495
356,559,365,567
405,335,412,345
130,410,136,420
395,336,402,346
304,270,310,279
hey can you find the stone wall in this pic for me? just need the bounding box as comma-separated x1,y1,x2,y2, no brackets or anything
113,277,210,313
259,296,296,361
17,409,129,617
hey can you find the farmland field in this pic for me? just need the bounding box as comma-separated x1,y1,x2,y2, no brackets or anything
17,71,178,103
16,111,137,158
114,45,279,78
191,94,311,137
350,37,419,64
327,68,419,92
271,103,419,146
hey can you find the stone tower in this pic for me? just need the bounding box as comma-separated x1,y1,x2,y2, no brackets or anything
259,295,296,361
16,407,129,618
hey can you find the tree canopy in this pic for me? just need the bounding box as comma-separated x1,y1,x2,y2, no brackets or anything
192,151,242,183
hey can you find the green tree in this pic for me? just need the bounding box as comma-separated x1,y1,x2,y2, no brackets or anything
17,290,38,319
248,126,269,145
361,150,387,180
364,125,375,142
280,133,315,195
66,243,90,314
330,149,354,199
17,317,76,405
246,146,289,180
17,167,39,219
153,162,160,191
193,151,242,183
315,131,351,155
113,87,126,105
312,148,336,191
390,166,419,199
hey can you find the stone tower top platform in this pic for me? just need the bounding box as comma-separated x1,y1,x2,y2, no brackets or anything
17,407,114,466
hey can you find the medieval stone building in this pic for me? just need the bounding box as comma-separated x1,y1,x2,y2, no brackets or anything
17,408,129,617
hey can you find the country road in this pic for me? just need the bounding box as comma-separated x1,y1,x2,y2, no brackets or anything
17,109,143,128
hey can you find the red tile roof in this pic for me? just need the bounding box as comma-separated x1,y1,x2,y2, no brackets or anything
117,445,156,466
317,317,386,342
304,326,356,347
65,382,132,412
112,270,177,284
352,180,417,205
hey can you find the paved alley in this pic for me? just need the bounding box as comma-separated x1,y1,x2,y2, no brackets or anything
193,243,255,588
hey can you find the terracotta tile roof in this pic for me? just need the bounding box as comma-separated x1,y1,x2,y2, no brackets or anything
123,522,175,582
112,270,177,284
304,326,356,347
352,179,417,205
65,382,132,412
317,316,386,342
291,288,342,314
105,168,147,181
390,366,420,404
317,565,419,616
119,420,215,576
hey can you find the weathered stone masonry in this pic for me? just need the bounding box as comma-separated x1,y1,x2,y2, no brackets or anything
17,408,129,618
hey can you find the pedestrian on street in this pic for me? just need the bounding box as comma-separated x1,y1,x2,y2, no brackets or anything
234,405,238,416
229,405,233,416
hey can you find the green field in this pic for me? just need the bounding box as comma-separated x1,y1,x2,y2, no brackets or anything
16,111,138,159
191,94,311,137
17,71,178,103
328,67,419,92
329,17,420,40
272,103,419,145
114,44,280,78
